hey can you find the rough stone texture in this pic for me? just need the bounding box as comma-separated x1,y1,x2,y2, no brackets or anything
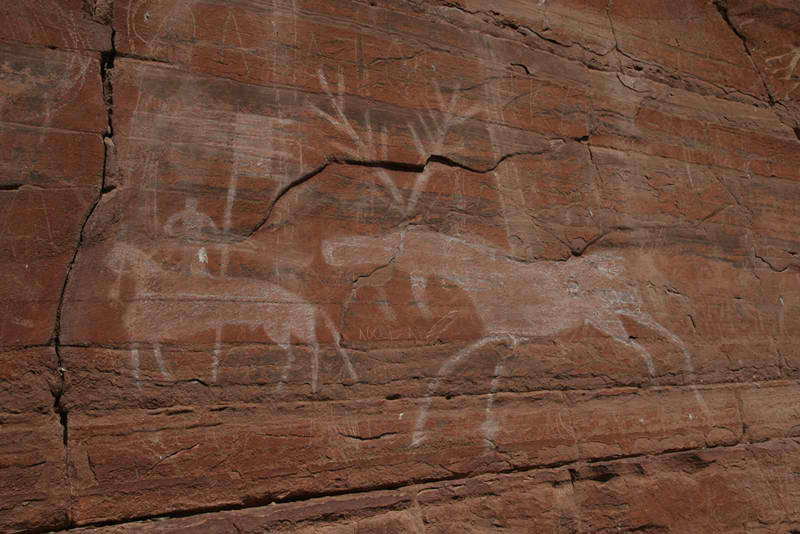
1,0,799,532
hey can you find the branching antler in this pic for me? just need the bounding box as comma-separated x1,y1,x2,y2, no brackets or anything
312,70,481,217
311,68,404,208
406,81,482,214
313,71,485,349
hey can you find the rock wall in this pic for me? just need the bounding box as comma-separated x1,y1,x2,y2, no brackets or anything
2,0,800,532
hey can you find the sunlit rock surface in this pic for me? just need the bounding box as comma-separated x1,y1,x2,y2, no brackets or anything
1,0,799,531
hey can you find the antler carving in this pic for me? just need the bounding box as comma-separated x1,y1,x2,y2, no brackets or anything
312,70,481,217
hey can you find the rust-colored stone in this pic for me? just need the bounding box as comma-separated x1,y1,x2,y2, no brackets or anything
2,0,800,532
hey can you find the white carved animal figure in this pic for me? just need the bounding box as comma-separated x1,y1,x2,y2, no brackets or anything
107,241,357,392
324,226,702,446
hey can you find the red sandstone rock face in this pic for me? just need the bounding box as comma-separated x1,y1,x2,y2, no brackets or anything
1,0,800,532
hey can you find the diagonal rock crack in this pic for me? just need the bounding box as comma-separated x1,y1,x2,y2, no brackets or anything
712,0,776,105
245,150,548,239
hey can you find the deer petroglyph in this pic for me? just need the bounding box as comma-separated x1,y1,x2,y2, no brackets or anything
313,72,704,447
325,225,703,447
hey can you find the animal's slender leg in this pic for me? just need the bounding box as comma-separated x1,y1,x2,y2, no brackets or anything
481,362,504,449
303,314,320,394
310,339,320,394
153,342,170,379
375,286,397,321
481,335,517,449
337,344,358,382
131,343,141,389
274,324,294,394
410,271,432,319
411,336,496,447
592,318,657,377
211,326,222,383
619,311,712,419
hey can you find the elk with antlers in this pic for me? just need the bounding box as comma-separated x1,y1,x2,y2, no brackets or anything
313,71,705,447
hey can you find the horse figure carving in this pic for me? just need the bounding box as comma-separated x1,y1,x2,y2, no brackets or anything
107,241,357,392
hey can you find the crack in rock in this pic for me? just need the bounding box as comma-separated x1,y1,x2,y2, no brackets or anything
712,1,773,100
49,18,118,527
246,150,547,238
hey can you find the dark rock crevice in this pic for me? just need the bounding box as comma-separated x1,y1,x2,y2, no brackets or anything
712,0,776,105
49,13,118,530
245,149,550,239
0,183,32,191
710,0,800,140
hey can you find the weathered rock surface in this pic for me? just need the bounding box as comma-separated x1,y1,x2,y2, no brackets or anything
1,0,799,532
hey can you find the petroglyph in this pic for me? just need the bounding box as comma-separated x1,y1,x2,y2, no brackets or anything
311,70,481,216
126,0,199,60
0,1,95,130
108,240,357,391
311,68,403,206
9,1,800,530
325,226,702,446
765,46,800,82
311,69,709,446
221,112,296,275
163,197,218,276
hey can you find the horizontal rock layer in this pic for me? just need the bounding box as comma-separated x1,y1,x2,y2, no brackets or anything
1,0,799,532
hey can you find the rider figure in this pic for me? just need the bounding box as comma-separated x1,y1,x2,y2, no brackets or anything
163,197,218,276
